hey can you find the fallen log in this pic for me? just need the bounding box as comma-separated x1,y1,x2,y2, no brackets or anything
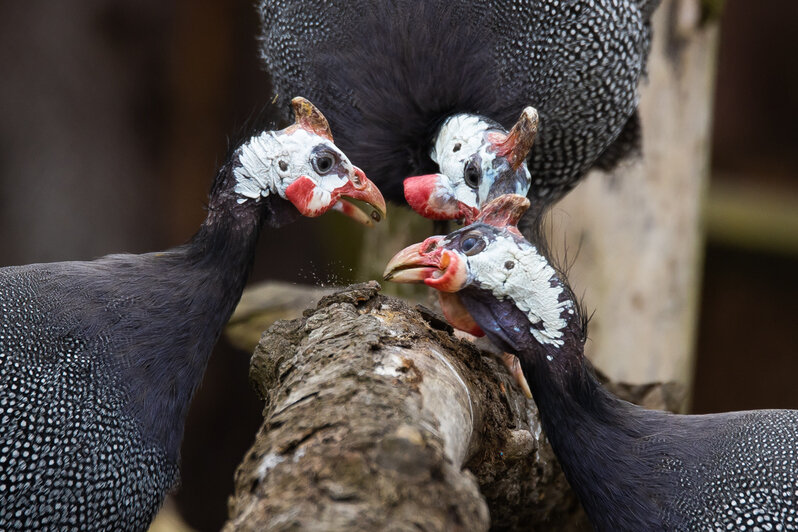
224,282,684,531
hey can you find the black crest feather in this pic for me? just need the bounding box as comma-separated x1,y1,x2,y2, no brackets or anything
312,1,520,201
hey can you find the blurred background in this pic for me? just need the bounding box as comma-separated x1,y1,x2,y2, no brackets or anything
0,1,796,530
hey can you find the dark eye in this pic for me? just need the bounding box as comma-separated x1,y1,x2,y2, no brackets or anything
460,233,486,256
313,152,336,174
278,160,288,172
453,143,461,152
463,160,480,189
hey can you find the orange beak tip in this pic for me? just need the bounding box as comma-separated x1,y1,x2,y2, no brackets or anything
423,250,467,293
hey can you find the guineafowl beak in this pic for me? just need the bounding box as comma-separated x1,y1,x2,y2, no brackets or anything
384,237,444,283
403,174,480,224
383,236,467,292
332,167,387,226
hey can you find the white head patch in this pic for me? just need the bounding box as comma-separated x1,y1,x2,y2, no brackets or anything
431,114,530,207
233,128,348,205
431,114,493,208
466,236,573,349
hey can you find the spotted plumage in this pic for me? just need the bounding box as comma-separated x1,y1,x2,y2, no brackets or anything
259,0,659,213
385,195,798,532
0,100,385,530
0,263,194,531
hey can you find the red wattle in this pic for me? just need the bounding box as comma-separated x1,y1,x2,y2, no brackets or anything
404,175,480,223
424,250,467,292
438,292,484,337
404,175,452,220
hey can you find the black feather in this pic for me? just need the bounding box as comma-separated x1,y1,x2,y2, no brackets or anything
313,1,513,201
260,0,658,206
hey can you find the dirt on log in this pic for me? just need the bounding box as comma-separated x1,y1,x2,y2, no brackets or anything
223,282,683,531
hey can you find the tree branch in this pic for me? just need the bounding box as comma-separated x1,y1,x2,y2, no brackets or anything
224,282,683,531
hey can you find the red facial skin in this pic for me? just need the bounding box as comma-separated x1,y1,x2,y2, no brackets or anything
284,176,323,216
422,247,467,293
403,174,479,223
438,291,484,337
384,236,480,336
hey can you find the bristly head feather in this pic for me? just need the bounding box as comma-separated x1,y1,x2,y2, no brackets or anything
515,204,590,343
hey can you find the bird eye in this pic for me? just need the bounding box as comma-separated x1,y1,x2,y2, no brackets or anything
312,151,336,175
453,143,461,153
460,233,486,256
463,160,480,189
278,160,288,172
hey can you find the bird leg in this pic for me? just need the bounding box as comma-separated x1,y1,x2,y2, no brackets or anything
500,352,532,399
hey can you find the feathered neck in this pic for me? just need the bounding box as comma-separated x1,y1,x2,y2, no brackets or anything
489,267,676,531
518,325,676,530
459,235,674,530
310,1,520,201
123,161,275,461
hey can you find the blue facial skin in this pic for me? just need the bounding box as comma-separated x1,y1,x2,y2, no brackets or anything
480,152,531,206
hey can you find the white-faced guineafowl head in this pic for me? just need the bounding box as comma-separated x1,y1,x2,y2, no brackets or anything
232,97,386,225
403,108,538,224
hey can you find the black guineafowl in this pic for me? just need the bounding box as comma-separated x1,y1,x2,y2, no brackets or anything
0,98,386,531
259,0,660,220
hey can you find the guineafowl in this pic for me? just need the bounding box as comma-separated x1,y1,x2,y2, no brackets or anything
0,98,385,531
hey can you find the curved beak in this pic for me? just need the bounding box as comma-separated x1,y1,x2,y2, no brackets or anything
403,174,479,224
385,238,479,335
383,236,468,293
285,167,387,226
333,167,387,226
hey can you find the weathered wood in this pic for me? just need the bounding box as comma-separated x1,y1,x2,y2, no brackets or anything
224,283,685,531
224,283,579,531
548,1,720,389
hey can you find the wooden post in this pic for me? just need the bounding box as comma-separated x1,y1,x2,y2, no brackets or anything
547,1,720,391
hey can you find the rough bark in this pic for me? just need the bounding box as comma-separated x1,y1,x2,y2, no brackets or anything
224,282,685,531
548,1,720,390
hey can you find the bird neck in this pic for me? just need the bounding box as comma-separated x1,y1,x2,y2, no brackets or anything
127,163,271,461
190,163,268,304
465,235,671,528
518,316,671,529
